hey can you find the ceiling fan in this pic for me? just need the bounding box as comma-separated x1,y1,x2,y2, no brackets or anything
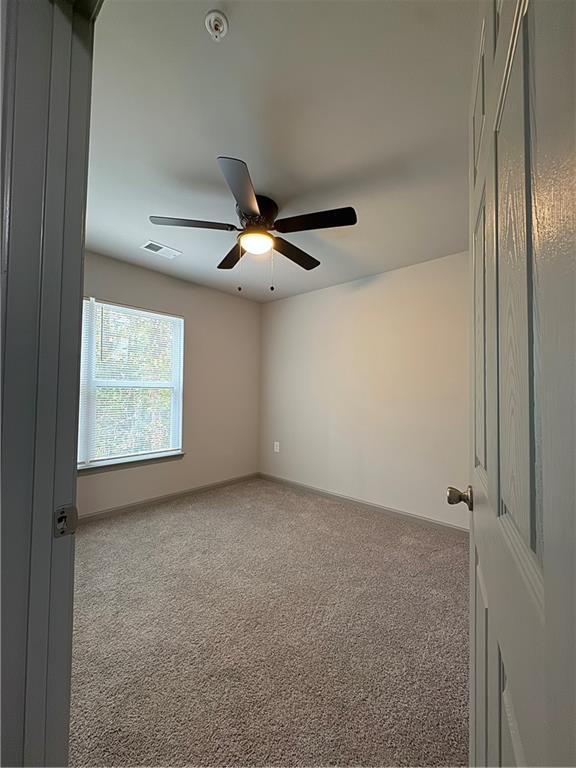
150,157,357,271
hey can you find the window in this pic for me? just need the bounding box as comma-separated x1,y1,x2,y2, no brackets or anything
78,298,184,469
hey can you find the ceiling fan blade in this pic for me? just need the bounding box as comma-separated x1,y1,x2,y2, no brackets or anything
274,237,320,271
217,157,260,218
274,206,357,233
217,242,243,270
150,216,238,231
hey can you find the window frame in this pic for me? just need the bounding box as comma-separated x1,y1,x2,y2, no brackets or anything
77,297,185,470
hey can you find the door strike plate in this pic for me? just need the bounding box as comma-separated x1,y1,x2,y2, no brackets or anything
54,505,78,537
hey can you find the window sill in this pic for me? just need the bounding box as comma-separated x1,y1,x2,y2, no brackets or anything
77,451,185,475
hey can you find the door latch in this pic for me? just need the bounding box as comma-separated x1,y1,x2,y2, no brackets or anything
54,505,78,537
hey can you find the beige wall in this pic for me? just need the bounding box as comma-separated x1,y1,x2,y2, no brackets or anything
77,252,261,517
259,252,470,529
79,251,470,528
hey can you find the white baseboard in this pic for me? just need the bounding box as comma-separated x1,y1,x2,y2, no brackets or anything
78,471,468,534
77,473,261,523
257,473,469,533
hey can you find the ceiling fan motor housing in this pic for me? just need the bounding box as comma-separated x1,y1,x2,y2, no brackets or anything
237,195,279,232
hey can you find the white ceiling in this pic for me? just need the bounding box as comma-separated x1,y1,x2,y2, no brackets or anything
87,0,477,302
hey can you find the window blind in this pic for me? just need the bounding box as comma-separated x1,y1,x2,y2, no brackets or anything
78,298,184,468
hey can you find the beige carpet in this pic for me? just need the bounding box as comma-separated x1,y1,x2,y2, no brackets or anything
70,478,469,767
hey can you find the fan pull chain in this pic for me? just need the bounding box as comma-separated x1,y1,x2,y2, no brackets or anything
237,244,243,292
270,249,275,293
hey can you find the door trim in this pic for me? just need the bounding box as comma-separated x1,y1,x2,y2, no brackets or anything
1,0,101,764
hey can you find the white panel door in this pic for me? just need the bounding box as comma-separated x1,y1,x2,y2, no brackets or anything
462,1,576,765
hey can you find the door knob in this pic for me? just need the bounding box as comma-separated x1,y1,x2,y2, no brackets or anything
447,485,474,511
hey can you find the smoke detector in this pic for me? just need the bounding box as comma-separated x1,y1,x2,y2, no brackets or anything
205,10,229,42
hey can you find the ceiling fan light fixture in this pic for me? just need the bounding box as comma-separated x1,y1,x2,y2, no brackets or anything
240,231,273,255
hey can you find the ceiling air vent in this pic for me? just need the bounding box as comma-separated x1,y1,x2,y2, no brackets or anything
140,241,181,260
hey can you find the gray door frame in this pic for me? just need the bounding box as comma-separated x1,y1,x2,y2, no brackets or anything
1,0,102,764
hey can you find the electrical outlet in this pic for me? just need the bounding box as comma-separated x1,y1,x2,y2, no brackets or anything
273,441,280,454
